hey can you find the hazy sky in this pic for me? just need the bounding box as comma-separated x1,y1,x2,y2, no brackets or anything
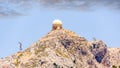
0,0,120,58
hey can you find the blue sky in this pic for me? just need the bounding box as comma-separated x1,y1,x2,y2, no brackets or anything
0,0,120,58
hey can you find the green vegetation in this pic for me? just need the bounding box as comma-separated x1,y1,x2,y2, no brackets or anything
14,53,23,66
55,49,68,58
14,54,23,66
53,63,60,68
112,65,117,68
112,65,120,68
35,46,47,54
14,59,20,66
18,53,23,59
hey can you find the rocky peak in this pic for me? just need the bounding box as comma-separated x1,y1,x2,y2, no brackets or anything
0,20,119,68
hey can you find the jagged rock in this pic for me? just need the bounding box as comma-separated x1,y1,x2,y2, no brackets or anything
60,39,72,48
89,40,110,67
108,48,120,67
0,20,119,68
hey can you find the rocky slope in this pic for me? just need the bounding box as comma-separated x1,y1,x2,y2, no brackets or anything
108,48,120,67
0,20,119,68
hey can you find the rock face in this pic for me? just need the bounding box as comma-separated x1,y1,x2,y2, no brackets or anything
0,21,119,68
108,48,120,67
89,40,110,67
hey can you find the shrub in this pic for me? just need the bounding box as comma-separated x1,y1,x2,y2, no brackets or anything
53,63,60,68
112,65,117,68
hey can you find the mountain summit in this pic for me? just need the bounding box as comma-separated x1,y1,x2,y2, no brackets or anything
0,20,120,68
